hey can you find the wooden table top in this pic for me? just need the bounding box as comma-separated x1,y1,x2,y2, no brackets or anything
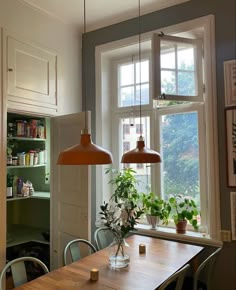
14,234,204,290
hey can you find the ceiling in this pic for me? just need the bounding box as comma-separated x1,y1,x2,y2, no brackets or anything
18,0,189,32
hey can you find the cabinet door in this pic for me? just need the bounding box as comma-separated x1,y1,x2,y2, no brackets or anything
51,112,91,269
0,28,7,272
7,35,58,115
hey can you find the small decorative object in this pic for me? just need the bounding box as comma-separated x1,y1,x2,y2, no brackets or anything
141,192,170,229
90,268,99,281
139,244,146,254
167,193,199,234
99,168,143,268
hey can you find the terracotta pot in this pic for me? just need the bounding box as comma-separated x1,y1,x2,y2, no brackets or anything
146,215,159,229
175,220,187,234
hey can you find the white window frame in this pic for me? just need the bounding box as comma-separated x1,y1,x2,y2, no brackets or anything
95,15,221,245
152,34,204,101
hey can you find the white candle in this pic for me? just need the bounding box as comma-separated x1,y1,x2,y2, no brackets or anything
90,268,99,281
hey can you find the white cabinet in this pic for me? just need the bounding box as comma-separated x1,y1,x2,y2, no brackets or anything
5,32,58,115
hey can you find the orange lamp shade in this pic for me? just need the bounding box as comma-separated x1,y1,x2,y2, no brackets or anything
121,138,161,164
57,133,113,165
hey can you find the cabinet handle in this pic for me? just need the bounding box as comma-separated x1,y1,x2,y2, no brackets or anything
8,68,13,72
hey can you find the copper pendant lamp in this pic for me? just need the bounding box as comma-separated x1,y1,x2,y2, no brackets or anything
57,0,113,165
121,0,161,164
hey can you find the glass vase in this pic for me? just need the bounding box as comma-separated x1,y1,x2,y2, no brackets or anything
109,237,130,268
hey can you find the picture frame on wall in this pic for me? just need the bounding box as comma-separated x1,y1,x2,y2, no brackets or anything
224,59,236,106
226,107,236,187
230,192,236,240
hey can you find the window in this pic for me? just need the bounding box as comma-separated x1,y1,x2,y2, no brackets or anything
96,16,220,241
118,60,149,107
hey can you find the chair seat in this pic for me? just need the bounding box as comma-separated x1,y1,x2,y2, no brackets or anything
162,277,207,290
182,277,207,290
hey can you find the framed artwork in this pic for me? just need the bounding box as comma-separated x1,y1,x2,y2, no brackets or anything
224,59,236,106
230,192,236,240
226,107,236,187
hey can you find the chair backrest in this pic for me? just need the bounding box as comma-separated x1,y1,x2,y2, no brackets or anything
159,264,190,290
63,239,97,266
193,247,222,290
94,227,114,250
0,256,49,289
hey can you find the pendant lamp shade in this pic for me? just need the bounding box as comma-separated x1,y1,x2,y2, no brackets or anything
121,136,161,163
57,129,113,165
57,0,113,166
121,0,161,164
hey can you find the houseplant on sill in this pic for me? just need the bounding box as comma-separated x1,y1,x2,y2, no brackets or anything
99,168,143,268
167,193,199,234
141,192,170,229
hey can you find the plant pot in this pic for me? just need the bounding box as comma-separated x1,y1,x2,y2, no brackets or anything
146,215,159,229
175,220,187,234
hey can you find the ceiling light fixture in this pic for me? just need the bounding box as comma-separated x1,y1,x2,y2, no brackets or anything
57,0,113,165
121,0,161,164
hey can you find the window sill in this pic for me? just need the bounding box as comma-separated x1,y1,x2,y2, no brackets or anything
133,224,223,247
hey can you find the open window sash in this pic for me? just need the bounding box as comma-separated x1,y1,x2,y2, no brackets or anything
152,34,203,102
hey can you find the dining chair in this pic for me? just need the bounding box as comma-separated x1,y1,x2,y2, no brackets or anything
63,239,97,266
94,227,115,250
0,256,49,289
182,247,222,290
158,264,190,290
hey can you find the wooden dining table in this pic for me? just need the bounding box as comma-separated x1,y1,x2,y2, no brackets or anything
14,234,204,290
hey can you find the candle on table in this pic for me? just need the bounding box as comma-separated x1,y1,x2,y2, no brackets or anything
90,268,99,281
139,243,146,254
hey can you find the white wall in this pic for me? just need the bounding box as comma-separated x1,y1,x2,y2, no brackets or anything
0,0,82,115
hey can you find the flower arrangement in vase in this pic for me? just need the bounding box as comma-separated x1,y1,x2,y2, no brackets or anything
99,168,143,268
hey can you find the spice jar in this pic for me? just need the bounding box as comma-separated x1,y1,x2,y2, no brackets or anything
7,155,12,166
12,156,18,166
34,152,39,165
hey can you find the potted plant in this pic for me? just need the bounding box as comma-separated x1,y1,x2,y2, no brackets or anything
141,192,170,229
167,193,199,234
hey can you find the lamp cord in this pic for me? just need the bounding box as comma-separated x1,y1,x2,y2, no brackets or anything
138,0,142,137
84,0,87,131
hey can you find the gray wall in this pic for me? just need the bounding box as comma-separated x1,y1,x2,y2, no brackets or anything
83,0,236,288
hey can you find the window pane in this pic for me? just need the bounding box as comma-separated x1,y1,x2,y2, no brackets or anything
136,60,149,83
161,71,176,95
178,72,196,96
161,50,175,69
135,84,149,105
177,46,194,70
121,117,151,193
120,64,134,86
161,112,200,209
120,86,134,107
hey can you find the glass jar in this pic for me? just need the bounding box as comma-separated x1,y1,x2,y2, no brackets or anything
12,156,18,166
109,237,130,268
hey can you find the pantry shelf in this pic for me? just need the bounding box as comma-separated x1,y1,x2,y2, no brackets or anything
7,191,50,201
7,164,47,169
7,137,46,141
